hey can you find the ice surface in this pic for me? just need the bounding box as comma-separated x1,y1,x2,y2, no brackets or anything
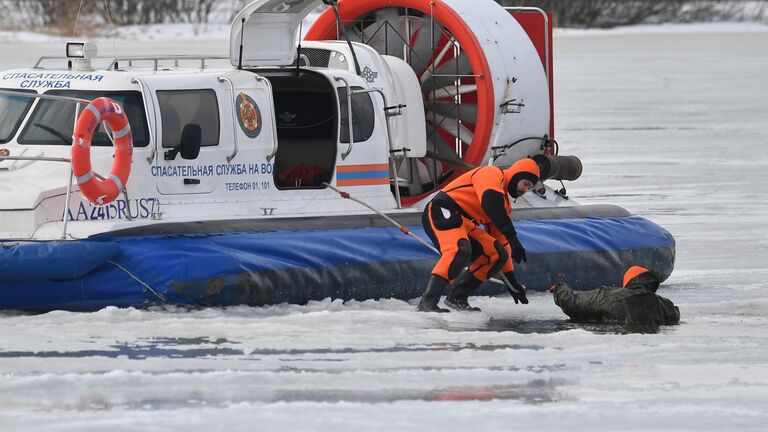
1,24,768,431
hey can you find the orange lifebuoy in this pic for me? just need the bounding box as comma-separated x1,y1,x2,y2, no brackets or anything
71,97,133,205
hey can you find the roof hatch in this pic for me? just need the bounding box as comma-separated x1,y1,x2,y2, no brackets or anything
229,0,324,68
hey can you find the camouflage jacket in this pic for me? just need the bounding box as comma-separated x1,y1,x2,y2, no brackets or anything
553,283,680,326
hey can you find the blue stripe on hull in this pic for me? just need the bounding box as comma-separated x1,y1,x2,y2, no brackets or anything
0,216,675,311
336,170,389,180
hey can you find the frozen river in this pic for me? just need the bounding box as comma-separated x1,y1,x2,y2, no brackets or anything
1,27,768,431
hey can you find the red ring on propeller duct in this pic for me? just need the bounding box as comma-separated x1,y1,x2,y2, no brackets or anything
305,0,495,207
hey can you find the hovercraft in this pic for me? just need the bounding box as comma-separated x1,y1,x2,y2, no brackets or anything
0,0,674,311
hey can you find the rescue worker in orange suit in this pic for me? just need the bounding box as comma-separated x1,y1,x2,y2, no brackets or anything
417,158,541,312
549,266,680,326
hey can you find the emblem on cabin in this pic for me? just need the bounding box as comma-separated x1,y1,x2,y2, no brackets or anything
0,148,9,157
236,91,262,138
361,66,379,83
279,111,297,123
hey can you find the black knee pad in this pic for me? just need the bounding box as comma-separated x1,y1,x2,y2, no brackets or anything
448,238,472,279
488,240,509,276
468,236,484,262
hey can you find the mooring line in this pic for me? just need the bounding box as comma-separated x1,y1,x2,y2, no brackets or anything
321,182,439,254
107,260,168,302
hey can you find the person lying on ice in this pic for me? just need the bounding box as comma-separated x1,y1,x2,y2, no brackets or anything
549,266,680,326
417,158,540,312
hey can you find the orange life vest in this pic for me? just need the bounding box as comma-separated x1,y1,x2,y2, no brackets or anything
441,159,541,224
442,166,509,224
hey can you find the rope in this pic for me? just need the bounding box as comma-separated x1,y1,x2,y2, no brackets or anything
322,182,438,254
107,260,168,302
321,182,521,295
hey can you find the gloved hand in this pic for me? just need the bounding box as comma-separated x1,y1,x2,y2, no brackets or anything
503,271,528,304
508,235,527,263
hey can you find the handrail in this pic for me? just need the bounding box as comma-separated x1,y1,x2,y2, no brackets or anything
34,56,73,69
33,55,229,71
345,86,402,209
111,55,228,71
0,156,71,163
61,101,80,238
217,76,239,163
130,78,156,163
255,76,279,163
333,76,355,161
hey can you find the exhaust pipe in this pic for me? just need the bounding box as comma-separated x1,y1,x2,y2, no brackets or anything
533,155,583,181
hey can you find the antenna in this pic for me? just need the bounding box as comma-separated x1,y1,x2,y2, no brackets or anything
103,0,118,65
324,0,361,75
296,20,303,74
238,17,246,70
72,0,86,37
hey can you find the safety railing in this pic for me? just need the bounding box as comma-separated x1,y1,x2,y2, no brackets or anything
33,55,228,71
333,77,356,161
217,76,240,163
108,55,229,71
256,76,279,163
130,77,157,164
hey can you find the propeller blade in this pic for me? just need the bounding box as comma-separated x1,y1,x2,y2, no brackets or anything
425,101,478,124
361,8,406,56
405,18,447,76
346,23,364,43
422,52,473,92
427,113,475,144
426,84,478,100
423,143,445,182
420,37,456,83
426,124,460,160
424,150,476,169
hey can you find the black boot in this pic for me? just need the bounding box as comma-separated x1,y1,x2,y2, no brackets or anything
445,271,483,312
417,275,450,313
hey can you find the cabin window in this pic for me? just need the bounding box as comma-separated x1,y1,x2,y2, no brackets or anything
0,89,35,144
156,89,220,148
337,86,375,143
266,71,337,190
293,48,349,70
17,90,149,147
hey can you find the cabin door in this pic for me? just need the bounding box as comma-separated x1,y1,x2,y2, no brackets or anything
145,77,223,195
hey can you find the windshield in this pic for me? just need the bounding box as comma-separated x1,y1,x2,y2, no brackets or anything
0,89,36,144
17,90,149,147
